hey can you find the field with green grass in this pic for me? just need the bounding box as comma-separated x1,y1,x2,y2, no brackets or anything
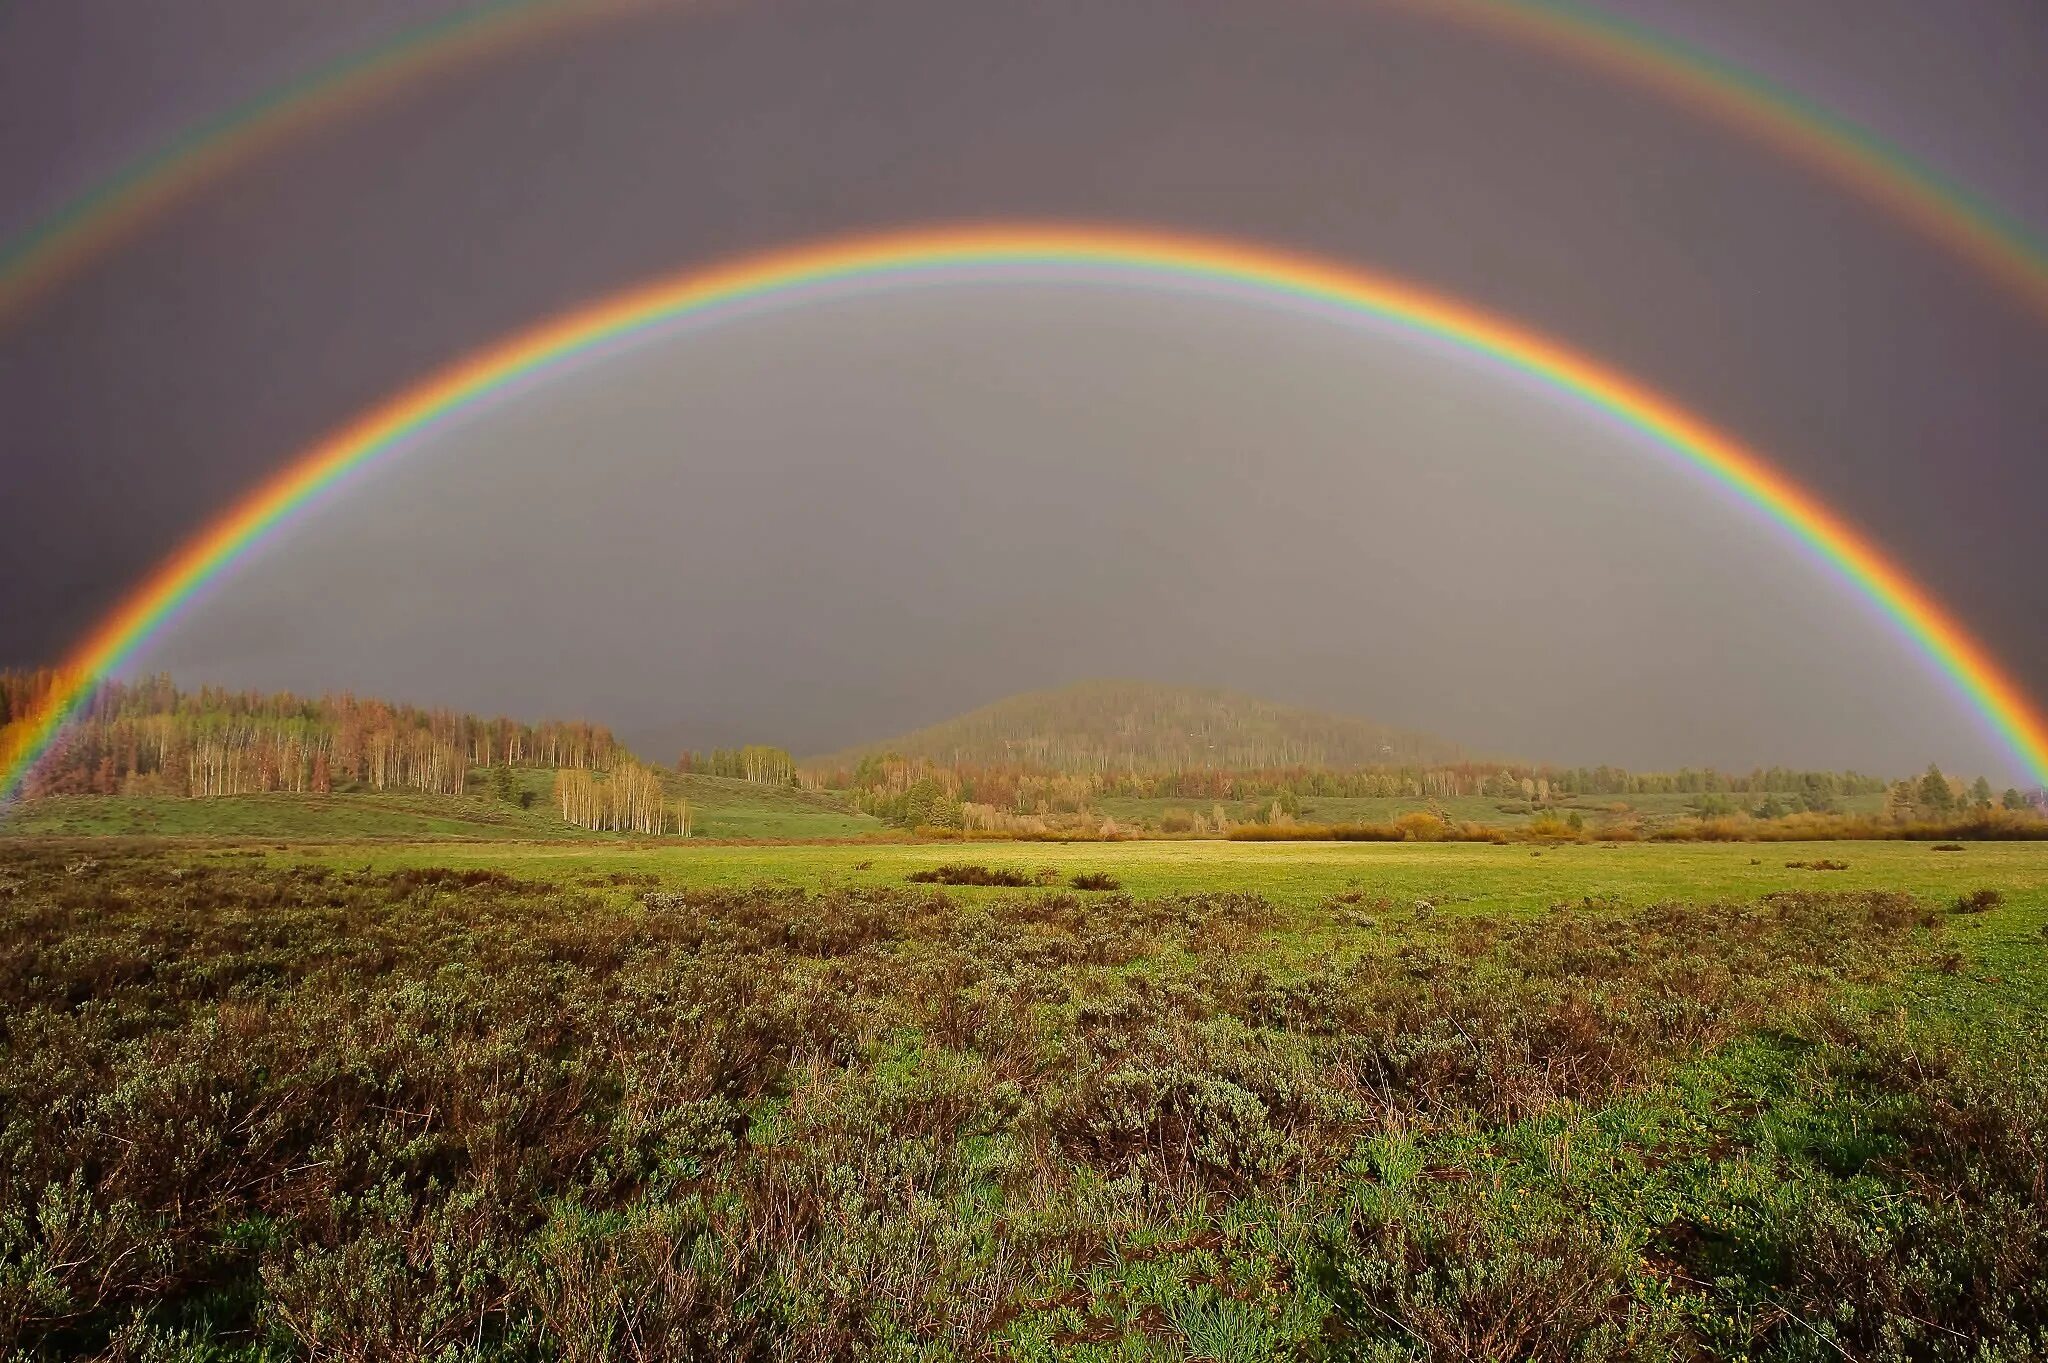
1093,790,1887,830
238,835,2048,917
662,772,881,839
2,831,2042,1359
3,770,880,843
3,791,590,841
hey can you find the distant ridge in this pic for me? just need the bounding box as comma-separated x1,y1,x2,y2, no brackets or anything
807,679,1470,773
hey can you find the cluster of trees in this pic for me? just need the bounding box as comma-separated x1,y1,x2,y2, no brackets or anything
1095,765,1540,802
850,773,966,831
1090,765,1466,801
1886,764,2035,818
816,747,1923,831
826,754,1095,822
2,672,629,800
677,746,798,784
1548,766,1889,799
831,757,1150,832
1696,788,1847,819
553,763,688,835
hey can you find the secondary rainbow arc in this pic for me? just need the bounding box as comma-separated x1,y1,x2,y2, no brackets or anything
2,0,2044,324
3,223,2043,803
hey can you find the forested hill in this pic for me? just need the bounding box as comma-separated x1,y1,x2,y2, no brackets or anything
808,679,1470,774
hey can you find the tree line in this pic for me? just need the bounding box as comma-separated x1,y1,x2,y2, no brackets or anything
811,751,1912,830
1,672,629,800
677,746,798,784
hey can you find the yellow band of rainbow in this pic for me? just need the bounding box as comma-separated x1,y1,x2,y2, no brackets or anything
4,224,2043,800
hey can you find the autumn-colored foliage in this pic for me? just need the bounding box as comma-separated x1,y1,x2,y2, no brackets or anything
1,671,629,800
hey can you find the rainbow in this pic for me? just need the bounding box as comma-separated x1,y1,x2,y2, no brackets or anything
4,223,2044,802
0,0,665,321
3,0,2045,325
1423,0,2048,315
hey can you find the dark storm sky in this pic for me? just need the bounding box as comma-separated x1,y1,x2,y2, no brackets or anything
2,0,2044,777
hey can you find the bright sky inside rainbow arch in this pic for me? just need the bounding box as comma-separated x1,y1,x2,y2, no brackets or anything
6,225,2045,805
2,0,2045,323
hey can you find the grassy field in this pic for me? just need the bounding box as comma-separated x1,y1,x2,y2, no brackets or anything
1,837,2040,1360
2,791,591,840
222,836,2048,917
664,773,881,839
3,772,880,843
5,823,2043,1359
1095,790,1888,830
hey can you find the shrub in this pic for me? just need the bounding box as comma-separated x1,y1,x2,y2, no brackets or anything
904,863,1033,887
1069,871,1122,891
1392,811,1447,842
1313,1196,1658,1358
1526,811,1586,841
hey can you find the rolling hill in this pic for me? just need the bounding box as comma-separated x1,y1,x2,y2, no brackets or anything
807,679,1471,773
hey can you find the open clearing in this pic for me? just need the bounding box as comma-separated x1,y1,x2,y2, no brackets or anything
5,834,2042,1359
5,773,880,842
219,835,2048,915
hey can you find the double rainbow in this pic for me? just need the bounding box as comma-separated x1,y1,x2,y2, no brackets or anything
5,224,2044,802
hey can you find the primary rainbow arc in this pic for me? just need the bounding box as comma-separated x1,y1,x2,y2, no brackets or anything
4,223,2043,801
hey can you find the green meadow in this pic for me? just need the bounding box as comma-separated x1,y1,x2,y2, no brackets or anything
5,812,2044,1359
1092,791,1889,830
4,771,880,843
249,834,2048,915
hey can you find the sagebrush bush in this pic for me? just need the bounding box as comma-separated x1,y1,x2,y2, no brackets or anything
904,863,1033,887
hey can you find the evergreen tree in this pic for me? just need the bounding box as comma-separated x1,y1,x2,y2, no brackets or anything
1918,764,1954,813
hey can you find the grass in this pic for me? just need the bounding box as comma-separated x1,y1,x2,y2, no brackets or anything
0,839,2041,1359
663,772,880,839
0,791,590,840
2,771,881,843
1093,791,1888,830
218,836,2048,917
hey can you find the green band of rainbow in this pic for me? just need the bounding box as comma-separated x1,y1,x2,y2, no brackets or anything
5,224,2043,801
3,0,2044,324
